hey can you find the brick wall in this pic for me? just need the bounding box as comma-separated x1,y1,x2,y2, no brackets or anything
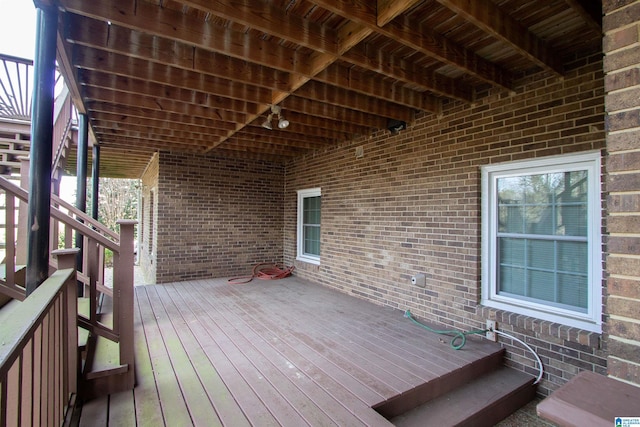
603,0,640,387
284,52,606,395
140,153,159,283
152,152,285,283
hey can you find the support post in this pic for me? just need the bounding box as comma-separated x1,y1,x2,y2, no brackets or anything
91,145,100,220
76,114,89,292
26,5,58,295
114,220,137,391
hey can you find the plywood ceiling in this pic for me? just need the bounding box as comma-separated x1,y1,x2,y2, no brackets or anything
45,0,602,178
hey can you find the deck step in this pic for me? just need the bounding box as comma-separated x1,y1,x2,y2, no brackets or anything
83,312,125,379
537,371,640,426
390,366,536,427
0,264,26,308
78,297,90,349
374,346,506,419
85,335,128,380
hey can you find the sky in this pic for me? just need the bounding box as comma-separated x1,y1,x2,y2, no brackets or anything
0,0,37,60
0,1,78,201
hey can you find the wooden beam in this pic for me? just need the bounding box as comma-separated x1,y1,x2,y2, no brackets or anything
72,46,273,105
59,0,312,75
284,96,386,129
312,0,512,90
564,0,602,33
95,134,208,152
241,126,334,144
435,0,564,75
294,81,415,123
220,138,303,157
377,0,422,26
277,110,371,136
315,64,439,113
82,86,248,124
230,132,329,150
64,4,444,112
80,70,262,116
90,114,229,138
91,121,228,141
65,14,292,93
343,43,471,102
179,0,338,54
86,102,237,132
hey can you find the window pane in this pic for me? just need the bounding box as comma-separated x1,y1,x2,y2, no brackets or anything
304,225,320,256
497,171,588,237
496,169,589,313
558,241,587,274
498,204,524,233
304,196,321,224
528,240,554,270
559,205,587,237
499,238,524,265
558,274,588,311
525,204,553,235
499,266,525,295
528,269,555,302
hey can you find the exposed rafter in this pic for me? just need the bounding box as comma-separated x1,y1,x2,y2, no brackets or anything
435,0,563,75
48,0,602,178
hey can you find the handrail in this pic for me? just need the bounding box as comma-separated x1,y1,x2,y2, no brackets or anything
51,87,75,178
51,116,73,177
52,193,120,242
0,176,120,252
0,174,135,343
0,267,77,427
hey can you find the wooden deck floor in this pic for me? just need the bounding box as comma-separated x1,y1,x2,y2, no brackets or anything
79,277,503,426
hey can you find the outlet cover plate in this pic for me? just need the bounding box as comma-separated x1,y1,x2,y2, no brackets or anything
486,320,497,342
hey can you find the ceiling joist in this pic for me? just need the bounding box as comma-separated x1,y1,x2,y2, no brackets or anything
49,0,602,178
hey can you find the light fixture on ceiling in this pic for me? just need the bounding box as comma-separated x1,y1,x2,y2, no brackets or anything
387,119,407,135
262,105,289,130
261,115,273,130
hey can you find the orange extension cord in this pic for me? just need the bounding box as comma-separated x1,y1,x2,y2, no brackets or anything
227,263,295,284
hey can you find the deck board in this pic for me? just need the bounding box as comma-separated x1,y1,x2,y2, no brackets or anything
136,288,194,426
80,276,503,426
132,295,165,427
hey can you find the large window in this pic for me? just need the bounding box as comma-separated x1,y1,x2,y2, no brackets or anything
481,152,602,332
297,188,321,264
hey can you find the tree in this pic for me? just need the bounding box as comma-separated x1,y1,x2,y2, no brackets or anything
87,178,139,232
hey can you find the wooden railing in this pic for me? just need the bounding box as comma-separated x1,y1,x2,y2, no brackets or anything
0,178,25,302
51,86,75,180
0,256,77,427
0,176,136,398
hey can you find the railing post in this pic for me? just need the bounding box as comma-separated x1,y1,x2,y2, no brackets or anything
52,248,80,398
114,219,136,389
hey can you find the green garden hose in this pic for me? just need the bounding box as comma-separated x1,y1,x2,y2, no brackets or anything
404,310,489,350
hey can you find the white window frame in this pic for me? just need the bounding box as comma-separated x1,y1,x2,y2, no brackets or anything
481,151,602,333
297,187,321,265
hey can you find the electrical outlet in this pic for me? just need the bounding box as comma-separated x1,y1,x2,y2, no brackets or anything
486,320,497,342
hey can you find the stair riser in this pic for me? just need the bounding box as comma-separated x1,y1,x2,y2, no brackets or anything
453,382,537,427
374,347,505,419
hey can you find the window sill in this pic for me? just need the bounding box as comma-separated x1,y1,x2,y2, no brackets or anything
296,256,320,266
478,305,602,348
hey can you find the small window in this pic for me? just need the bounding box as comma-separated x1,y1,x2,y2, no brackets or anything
297,188,321,264
481,152,602,332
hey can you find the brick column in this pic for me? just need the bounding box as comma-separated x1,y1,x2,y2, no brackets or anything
603,0,640,386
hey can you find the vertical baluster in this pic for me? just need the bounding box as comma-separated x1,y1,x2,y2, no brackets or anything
6,193,15,289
